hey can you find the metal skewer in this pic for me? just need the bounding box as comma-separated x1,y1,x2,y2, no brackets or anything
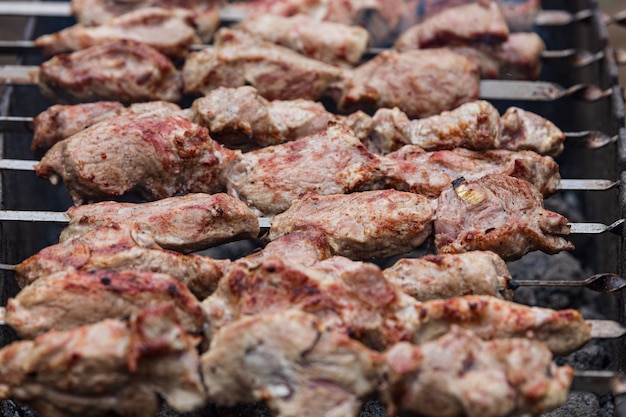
509,273,626,293
0,159,617,191
0,64,613,102
0,2,623,28
0,115,616,150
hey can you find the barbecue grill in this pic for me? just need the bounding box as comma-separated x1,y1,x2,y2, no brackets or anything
0,0,625,416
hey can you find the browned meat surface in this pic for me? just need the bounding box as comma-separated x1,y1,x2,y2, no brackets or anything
383,251,512,301
192,86,336,150
434,175,574,260
447,32,546,80
243,229,334,268
59,193,260,253
202,311,383,417
500,105,566,157
411,295,591,355
31,101,124,153
31,100,181,154
395,1,509,51
70,0,220,42
336,49,480,118
35,8,201,59
365,100,501,154
269,190,435,260
230,0,409,46
384,146,561,199
36,110,236,205
183,28,346,101
202,255,422,350
38,40,182,104
235,13,369,66
0,305,206,416
14,225,229,298
5,268,206,339
224,124,387,215
384,326,573,417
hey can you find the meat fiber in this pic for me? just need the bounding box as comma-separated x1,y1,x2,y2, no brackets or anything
38,40,182,104
434,174,574,260
36,110,236,205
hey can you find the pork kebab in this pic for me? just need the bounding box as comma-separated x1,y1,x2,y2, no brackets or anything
27,87,567,157
0,307,574,417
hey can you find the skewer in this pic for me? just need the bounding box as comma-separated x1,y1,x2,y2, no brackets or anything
0,1,623,29
0,159,617,191
0,64,614,102
0,208,622,235
0,39,613,69
0,115,615,149
509,273,626,293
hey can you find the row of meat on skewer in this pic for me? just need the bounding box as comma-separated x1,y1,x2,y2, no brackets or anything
0,1,620,416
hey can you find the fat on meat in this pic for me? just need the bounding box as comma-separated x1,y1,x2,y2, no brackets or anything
269,189,435,260
38,40,182,104
224,123,388,215
434,174,574,260
35,110,236,205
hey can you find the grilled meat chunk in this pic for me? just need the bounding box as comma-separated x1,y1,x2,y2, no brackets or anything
496,32,546,81
32,101,124,153
5,268,206,339
59,193,259,253
202,255,422,350
365,100,563,156
38,40,182,104
366,100,501,154
395,1,509,51
224,124,387,215
36,110,236,205
434,175,574,260
183,28,346,101
244,229,334,267
336,49,480,118
0,305,206,416
35,8,201,59
383,251,512,301
202,310,383,417
269,190,435,260
70,0,220,42
235,13,370,66
31,100,181,153
230,0,409,46
499,105,566,157
412,295,591,356
383,146,561,199
384,326,573,417
15,225,229,298
192,86,336,150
